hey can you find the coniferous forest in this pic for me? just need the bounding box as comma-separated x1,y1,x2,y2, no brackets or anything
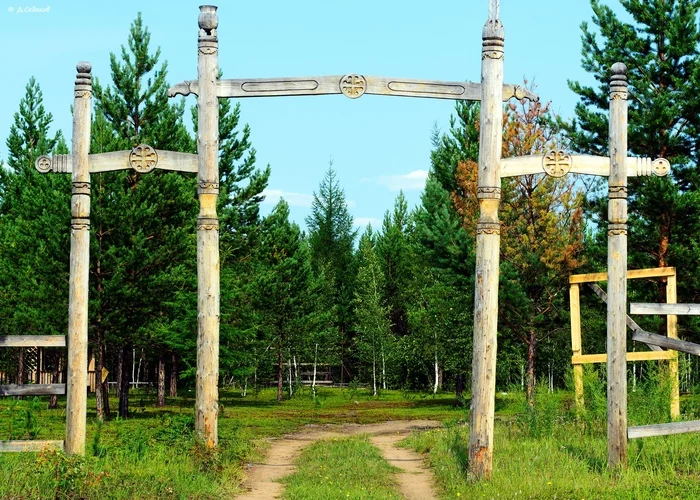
3,2,700,419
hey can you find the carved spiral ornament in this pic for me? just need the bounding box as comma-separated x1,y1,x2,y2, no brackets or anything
129,144,158,174
542,149,572,178
340,74,366,99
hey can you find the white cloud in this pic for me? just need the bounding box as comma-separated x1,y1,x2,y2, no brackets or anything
354,217,382,228
262,189,314,208
377,170,429,191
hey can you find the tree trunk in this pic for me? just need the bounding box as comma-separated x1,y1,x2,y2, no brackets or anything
455,373,465,402
169,353,177,398
95,320,105,421
49,351,60,409
433,350,439,395
312,343,318,395
381,346,387,390
526,330,537,408
157,354,165,407
118,344,131,418
101,342,110,419
288,351,293,397
372,351,377,397
116,346,123,399
277,340,284,402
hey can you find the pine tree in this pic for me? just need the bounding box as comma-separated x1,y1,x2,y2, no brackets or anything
376,191,414,337
0,78,70,401
254,200,313,401
354,226,392,396
91,13,198,417
306,162,357,383
567,0,700,313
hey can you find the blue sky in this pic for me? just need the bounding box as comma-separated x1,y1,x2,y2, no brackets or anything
0,0,615,231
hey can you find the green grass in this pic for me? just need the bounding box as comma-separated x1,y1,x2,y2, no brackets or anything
402,387,700,499
3,383,700,498
0,387,463,498
282,435,402,500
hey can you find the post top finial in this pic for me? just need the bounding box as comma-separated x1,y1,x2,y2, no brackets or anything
611,62,627,75
198,5,218,31
488,0,500,20
76,61,91,74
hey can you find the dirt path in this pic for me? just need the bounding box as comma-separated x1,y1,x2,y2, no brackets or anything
236,420,441,499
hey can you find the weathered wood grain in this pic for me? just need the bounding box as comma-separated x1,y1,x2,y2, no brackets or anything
607,62,629,468
569,284,584,409
0,384,65,396
0,335,66,347
469,3,504,481
632,331,700,357
195,5,220,449
628,420,700,439
0,440,64,452
65,61,92,456
666,273,680,417
630,303,700,315
572,351,676,364
569,267,676,284
168,76,537,102
500,154,670,178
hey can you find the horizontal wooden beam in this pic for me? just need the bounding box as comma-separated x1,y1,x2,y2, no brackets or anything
0,335,66,347
0,384,65,396
168,76,538,102
572,351,676,365
0,440,64,452
633,331,700,356
628,420,700,439
631,303,700,316
569,267,676,284
36,150,198,175
501,154,670,179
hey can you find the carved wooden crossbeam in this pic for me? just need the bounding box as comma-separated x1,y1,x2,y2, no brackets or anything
501,150,671,178
168,74,538,102
35,144,198,175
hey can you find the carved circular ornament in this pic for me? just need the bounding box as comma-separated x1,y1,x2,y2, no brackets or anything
542,149,572,178
129,144,158,174
652,158,670,177
35,155,52,173
340,74,366,99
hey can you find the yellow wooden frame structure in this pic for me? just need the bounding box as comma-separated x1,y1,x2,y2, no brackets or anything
569,267,679,417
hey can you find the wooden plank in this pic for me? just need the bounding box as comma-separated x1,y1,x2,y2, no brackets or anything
0,384,65,396
0,335,66,347
0,440,64,452
572,351,676,364
569,267,676,284
632,331,700,356
631,303,700,316
88,150,198,174
628,420,700,439
587,284,662,351
667,273,680,418
168,76,538,102
501,155,670,179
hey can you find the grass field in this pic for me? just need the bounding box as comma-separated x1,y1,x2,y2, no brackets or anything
1,379,700,499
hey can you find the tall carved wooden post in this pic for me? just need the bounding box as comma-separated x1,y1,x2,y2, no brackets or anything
66,61,92,455
196,5,220,447
607,62,628,468
469,0,504,480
